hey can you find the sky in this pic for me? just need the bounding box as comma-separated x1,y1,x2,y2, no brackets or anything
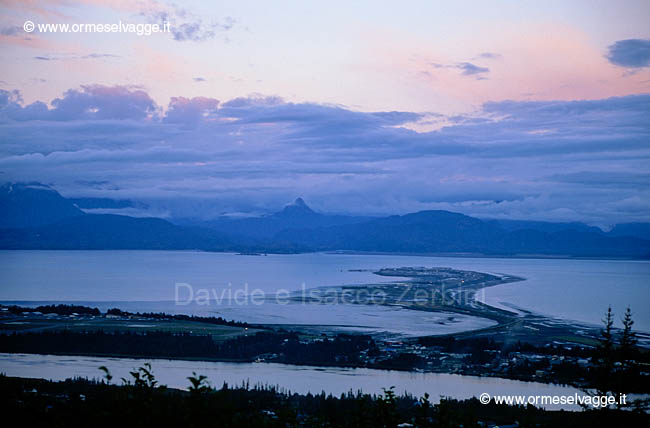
0,0,649,226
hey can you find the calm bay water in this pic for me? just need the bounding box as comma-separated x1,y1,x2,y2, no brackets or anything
0,250,648,331
1,251,648,407
0,353,585,410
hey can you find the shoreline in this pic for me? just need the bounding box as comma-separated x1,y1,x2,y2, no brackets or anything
1,265,646,394
0,352,586,399
2,248,649,261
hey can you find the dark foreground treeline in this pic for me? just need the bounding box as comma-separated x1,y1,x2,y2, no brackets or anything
1,374,647,428
0,330,381,366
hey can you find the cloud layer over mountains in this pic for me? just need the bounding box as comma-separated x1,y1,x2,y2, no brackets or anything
0,85,648,225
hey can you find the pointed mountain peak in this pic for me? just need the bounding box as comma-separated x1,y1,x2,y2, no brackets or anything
289,197,308,208
275,197,317,217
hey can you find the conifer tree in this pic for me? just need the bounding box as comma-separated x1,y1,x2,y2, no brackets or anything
619,306,637,363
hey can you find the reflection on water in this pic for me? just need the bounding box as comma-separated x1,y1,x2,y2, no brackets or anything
0,353,585,410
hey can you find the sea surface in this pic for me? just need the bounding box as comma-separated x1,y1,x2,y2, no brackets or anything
0,250,648,332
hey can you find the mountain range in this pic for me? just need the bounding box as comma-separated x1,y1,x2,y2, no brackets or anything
1,183,649,258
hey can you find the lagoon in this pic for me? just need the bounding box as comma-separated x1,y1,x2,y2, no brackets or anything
0,353,586,410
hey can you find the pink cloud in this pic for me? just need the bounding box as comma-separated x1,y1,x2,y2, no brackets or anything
362,23,650,110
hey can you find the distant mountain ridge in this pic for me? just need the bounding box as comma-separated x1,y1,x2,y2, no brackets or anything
276,210,502,253
0,182,648,258
177,197,373,239
0,183,230,251
0,214,232,250
0,183,84,228
275,210,650,258
68,197,145,210
483,219,604,235
608,223,650,241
